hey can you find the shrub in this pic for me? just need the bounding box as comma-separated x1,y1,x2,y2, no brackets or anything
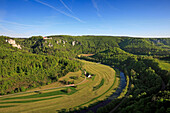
20,86,26,92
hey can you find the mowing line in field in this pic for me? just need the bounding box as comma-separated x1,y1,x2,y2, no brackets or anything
0,105,17,108
0,73,86,99
0,60,117,113
0,96,62,104
3,87,77,100
76,71,116,107
93,79,104,91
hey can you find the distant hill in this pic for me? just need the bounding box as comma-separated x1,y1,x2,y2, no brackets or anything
10,35,170,57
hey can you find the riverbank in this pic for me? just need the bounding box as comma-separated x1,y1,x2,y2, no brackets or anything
79,71,127,113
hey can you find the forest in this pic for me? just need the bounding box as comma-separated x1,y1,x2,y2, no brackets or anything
0,36,81,95
0,35,169,113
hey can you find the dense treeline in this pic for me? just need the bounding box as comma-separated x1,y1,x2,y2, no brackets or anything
119,38,170,55
0,36,81,95
116,57,169,113
81,48,169,113
15,35,170,57
93,48,169,87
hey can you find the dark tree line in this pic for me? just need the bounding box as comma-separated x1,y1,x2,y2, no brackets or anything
82,48,169,113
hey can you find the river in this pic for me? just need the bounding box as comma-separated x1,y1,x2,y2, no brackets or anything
80,72,127,113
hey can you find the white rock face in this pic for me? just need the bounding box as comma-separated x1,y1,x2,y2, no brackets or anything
12,44,22,49
7,39,16,45
72,41,76,46
6,39,22,49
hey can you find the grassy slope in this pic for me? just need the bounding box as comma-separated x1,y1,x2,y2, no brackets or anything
27,70,83,91
0,60,119,113
158,60,170,71
119,38,170,55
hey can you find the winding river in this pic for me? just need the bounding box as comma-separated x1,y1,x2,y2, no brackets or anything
80,71,127,113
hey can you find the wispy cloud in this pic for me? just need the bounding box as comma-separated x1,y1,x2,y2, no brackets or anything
34,0,84,23
91,0,101,17
0,19,41,35
59,0,73,13
0,24,13,32
0,20,37,27
92,0,99,11
105,0,119,11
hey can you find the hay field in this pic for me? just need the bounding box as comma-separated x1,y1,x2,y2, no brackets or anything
0,60,119,113
158,60,170,71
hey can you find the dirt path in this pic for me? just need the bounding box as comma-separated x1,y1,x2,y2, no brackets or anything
75,76,87,85
0,76,86,98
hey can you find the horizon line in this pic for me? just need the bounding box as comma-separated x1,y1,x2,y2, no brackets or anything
1,34,170,38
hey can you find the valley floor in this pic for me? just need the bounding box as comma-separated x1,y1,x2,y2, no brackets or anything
0,60,119,113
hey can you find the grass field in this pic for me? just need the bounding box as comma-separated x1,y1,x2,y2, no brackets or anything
58,70,84,84
79,54,94,57
158,60,170,71
0,59,119,113
27,70,83,92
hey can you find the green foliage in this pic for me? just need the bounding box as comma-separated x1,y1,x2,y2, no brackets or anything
20,86,26,92
80,48,169,113
119,38,170,55
91,74,96,81
4,87,76,100
0,36,82,95
0,35,170,112
93,79,104,91
69,76,78,80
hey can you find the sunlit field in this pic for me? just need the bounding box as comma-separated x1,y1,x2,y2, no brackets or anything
0,60,119,113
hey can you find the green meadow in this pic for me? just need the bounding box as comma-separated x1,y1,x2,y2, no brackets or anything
0,60,119,113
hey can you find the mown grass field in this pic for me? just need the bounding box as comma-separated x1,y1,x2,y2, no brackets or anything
27,70,83,92
59,70,85,84
0,60,119,113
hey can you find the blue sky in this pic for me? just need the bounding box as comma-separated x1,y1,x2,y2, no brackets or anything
0,0,170,37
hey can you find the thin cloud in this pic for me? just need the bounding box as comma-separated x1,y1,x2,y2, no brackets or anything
0,20,37,27
0,24,13,32
92,0,99,11
59,0,73,13
91,0,101,17
105,0,119,11
34,0,84,23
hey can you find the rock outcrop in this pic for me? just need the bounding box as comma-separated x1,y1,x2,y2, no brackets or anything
72,41,76,46
6,39,22,49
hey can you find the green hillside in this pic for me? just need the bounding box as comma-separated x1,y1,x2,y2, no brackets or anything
119,38,170,55
0,35,170,113
14,35,170,57
0,36,81,95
